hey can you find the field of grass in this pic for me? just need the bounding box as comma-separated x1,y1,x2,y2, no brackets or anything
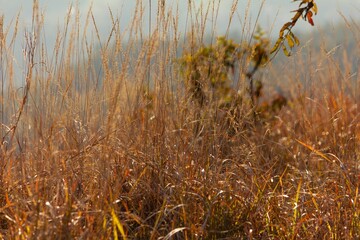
0,1,359,239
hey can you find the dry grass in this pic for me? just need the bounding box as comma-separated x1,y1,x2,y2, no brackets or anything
0,1,359,239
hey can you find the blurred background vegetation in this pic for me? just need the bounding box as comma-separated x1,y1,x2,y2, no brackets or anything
0,0,359,239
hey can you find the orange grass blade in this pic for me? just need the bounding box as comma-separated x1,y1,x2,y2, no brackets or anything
111,208,127,240
295,139,331,162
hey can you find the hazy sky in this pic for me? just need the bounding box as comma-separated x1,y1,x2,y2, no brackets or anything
0,0,359,47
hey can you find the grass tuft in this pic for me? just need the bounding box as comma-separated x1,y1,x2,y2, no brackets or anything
0,0,359,239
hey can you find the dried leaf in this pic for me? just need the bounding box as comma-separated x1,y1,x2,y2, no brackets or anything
289,31,300,45
291,11,302,22
279,22,292,37
298,0,310,7
286,34,295,48
282,44,291,56
307,11,314,26
312,2,318,14
270,37,283,54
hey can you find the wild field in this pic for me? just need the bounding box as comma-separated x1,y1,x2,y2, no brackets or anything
0,1,359,239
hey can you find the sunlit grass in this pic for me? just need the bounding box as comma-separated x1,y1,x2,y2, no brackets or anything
0,0,359,239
